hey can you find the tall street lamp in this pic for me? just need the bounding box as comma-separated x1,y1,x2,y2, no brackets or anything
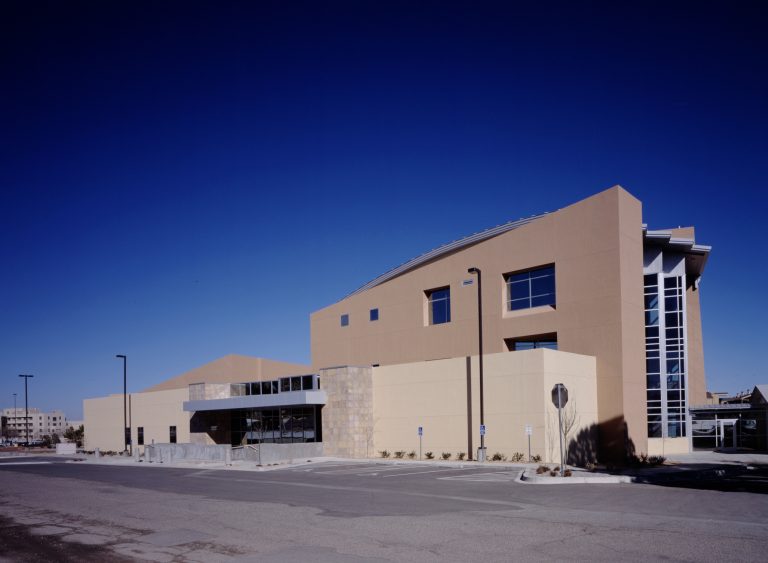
467,267,485,460
116,354,128,453
18,375,33,446
13,393,17,440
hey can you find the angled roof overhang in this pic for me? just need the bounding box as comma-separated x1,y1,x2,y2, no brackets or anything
642,226,711,279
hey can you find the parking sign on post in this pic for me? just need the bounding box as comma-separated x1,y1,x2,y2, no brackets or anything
551,383,568,476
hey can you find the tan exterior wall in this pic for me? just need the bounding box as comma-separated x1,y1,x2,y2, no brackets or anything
648,437,690,456
144,354,310,392
686,283,707,407
372,349,597,463
312,186,646,459
84,388,190,452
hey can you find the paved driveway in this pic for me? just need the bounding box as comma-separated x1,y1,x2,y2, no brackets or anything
1,456,766,561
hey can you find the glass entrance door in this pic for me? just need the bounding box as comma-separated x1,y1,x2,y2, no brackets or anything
718,419,737,448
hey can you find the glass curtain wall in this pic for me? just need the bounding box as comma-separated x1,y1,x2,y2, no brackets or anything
645,272,688,438
230,406,320,446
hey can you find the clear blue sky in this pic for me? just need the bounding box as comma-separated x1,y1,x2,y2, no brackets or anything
1,1,766,419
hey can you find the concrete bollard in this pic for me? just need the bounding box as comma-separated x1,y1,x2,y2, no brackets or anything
95,448,101,458
133,448,140,462
225,447,231,466
146,446,152,463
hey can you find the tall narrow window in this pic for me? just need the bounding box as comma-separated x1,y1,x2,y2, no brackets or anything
369,308,379,321
169,426,177,444
340,314,349,327
137,427,144,446
426,287,451,325
506,265,555,311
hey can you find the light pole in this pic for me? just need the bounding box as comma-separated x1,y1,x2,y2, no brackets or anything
467,267,485,460
116,355,128,453
18,375,33,446
12,393,17,441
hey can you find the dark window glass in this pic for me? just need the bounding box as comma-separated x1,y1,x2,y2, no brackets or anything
370,308,379,321
340,314,349,327
646,374,660,389
665,312,679,327
664,277,677,289
302,375,314,390
507,266,555,311
644,294,658,309
644,274,658,286
645,310,659,326
645,326,659,338
271,381,279,394
291,376,301,391
137,427,144,446
280,378,290,392
646,359,660,374
261,381,272,395
647,390,661,402
427,287,451,325
252,382,261,395
648,422,662,437
169,426,177,444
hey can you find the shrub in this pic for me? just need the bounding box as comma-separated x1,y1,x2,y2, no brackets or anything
536,465,550,474
394,450,406,459
510,452,525,463
491,452,506,461
425,451,434,459
550,470,557,477
379,450,391,458
647,455,666,466
407,451,416,459
530,454,542,463
441,452,451,460
457,452,466,461
564,469,572,477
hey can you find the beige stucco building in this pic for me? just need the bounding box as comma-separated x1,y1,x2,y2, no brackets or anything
84,186,710,462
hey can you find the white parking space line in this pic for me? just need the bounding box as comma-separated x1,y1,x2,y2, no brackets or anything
382,467,477,478
0,461,51,465
317,465,401,474
439,471,520,482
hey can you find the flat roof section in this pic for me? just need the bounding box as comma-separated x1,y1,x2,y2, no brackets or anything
183,390,327,412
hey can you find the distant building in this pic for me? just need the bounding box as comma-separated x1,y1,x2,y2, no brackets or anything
84,186,714,461
691,385,768,451
1,408,69,442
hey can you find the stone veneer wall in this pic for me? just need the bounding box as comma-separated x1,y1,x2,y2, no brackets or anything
320,366,374,458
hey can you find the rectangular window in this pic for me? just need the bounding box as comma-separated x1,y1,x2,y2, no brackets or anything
169,426,177,444
426,287,451,325
505,334,558,351
506,265,555,311
340,314,349,327
369,308,379,321
137,427,144,446
302,375,314,390
280,378,290,392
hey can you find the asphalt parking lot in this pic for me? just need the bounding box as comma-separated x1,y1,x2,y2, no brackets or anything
1,456,767,561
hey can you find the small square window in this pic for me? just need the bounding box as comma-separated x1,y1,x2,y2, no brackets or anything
340,314,349,327
370,308,379,321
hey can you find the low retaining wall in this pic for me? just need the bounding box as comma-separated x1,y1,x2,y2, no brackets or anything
144,442,323,464
233,443,323,464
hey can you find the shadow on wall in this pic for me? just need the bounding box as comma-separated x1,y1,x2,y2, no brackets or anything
566,416,636,466
190,411,230,445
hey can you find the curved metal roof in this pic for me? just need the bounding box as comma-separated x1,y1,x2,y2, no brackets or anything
344,212,551,299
